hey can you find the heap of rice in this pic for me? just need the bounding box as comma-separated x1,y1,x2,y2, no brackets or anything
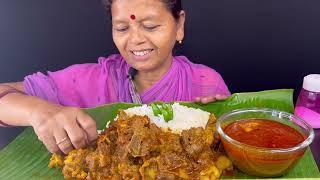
114,103,210,134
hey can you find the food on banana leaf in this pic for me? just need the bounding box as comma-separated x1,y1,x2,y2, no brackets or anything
121,103,211,134
49,103,233,179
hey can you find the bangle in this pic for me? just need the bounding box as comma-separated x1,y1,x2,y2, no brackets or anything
0,88,26,127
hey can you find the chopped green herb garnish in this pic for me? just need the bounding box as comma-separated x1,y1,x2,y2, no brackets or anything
165,104,173,120
159,106,170,122
150,103,174,122
151,103,161,116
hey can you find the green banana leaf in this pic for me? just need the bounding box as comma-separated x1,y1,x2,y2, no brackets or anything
0,89,319,179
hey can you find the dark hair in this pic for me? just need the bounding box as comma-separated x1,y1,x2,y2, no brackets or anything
103,0,183,21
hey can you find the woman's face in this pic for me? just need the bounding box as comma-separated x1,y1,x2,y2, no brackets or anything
111,0,185,72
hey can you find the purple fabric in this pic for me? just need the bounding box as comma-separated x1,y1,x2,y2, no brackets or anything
23,54,230,108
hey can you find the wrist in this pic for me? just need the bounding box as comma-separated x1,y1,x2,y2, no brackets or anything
27,100,61,126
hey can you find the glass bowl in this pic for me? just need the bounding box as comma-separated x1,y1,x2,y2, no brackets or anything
216,108,315,177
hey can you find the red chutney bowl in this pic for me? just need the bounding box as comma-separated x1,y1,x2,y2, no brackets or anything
216,108,315,177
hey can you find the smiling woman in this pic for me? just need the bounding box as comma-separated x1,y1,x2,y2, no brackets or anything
110,0,184,76
0,0,230,154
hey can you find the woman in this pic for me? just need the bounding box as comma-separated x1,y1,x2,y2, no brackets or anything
0,0,230,154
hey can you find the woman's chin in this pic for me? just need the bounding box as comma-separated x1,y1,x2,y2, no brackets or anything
127,60,157,72
132,65,154,72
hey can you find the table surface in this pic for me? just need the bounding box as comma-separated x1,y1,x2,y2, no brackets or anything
1,127,320,169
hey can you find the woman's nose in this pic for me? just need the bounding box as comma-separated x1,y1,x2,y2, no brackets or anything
128,28,146,45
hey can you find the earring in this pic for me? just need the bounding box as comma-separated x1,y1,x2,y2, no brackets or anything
178,40,183,44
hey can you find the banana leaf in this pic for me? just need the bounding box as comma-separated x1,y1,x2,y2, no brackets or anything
0,89,319,179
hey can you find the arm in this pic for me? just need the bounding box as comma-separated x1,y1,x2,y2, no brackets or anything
0,82,44,126
0,56,117,153
0,82,98,154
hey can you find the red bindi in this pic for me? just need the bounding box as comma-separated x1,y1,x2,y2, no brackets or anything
130,15,136,20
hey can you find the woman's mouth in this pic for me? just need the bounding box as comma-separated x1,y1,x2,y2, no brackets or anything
131,49,153,56
130,49,154,61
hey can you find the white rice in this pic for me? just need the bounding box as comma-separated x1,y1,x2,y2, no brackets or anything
112,103,210,134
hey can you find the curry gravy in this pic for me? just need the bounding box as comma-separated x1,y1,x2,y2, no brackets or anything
224,119,305,148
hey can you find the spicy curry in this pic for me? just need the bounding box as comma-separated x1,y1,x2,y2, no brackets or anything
224,119,305,148
221,119,307,177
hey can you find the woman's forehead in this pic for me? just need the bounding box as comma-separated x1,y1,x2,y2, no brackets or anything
111,0,169,20
112,0,163,7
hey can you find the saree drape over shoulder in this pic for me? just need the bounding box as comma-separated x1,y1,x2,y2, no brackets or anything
23,54,230,108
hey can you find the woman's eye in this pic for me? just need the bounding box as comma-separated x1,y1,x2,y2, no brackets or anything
144,25,159,31
115,27,129,32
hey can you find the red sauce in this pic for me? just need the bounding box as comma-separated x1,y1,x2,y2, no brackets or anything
224,119,305,148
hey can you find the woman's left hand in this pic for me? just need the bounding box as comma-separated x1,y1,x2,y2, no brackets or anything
195,94,228,104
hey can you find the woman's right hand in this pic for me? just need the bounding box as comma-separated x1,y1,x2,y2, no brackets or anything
28,103,98,154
